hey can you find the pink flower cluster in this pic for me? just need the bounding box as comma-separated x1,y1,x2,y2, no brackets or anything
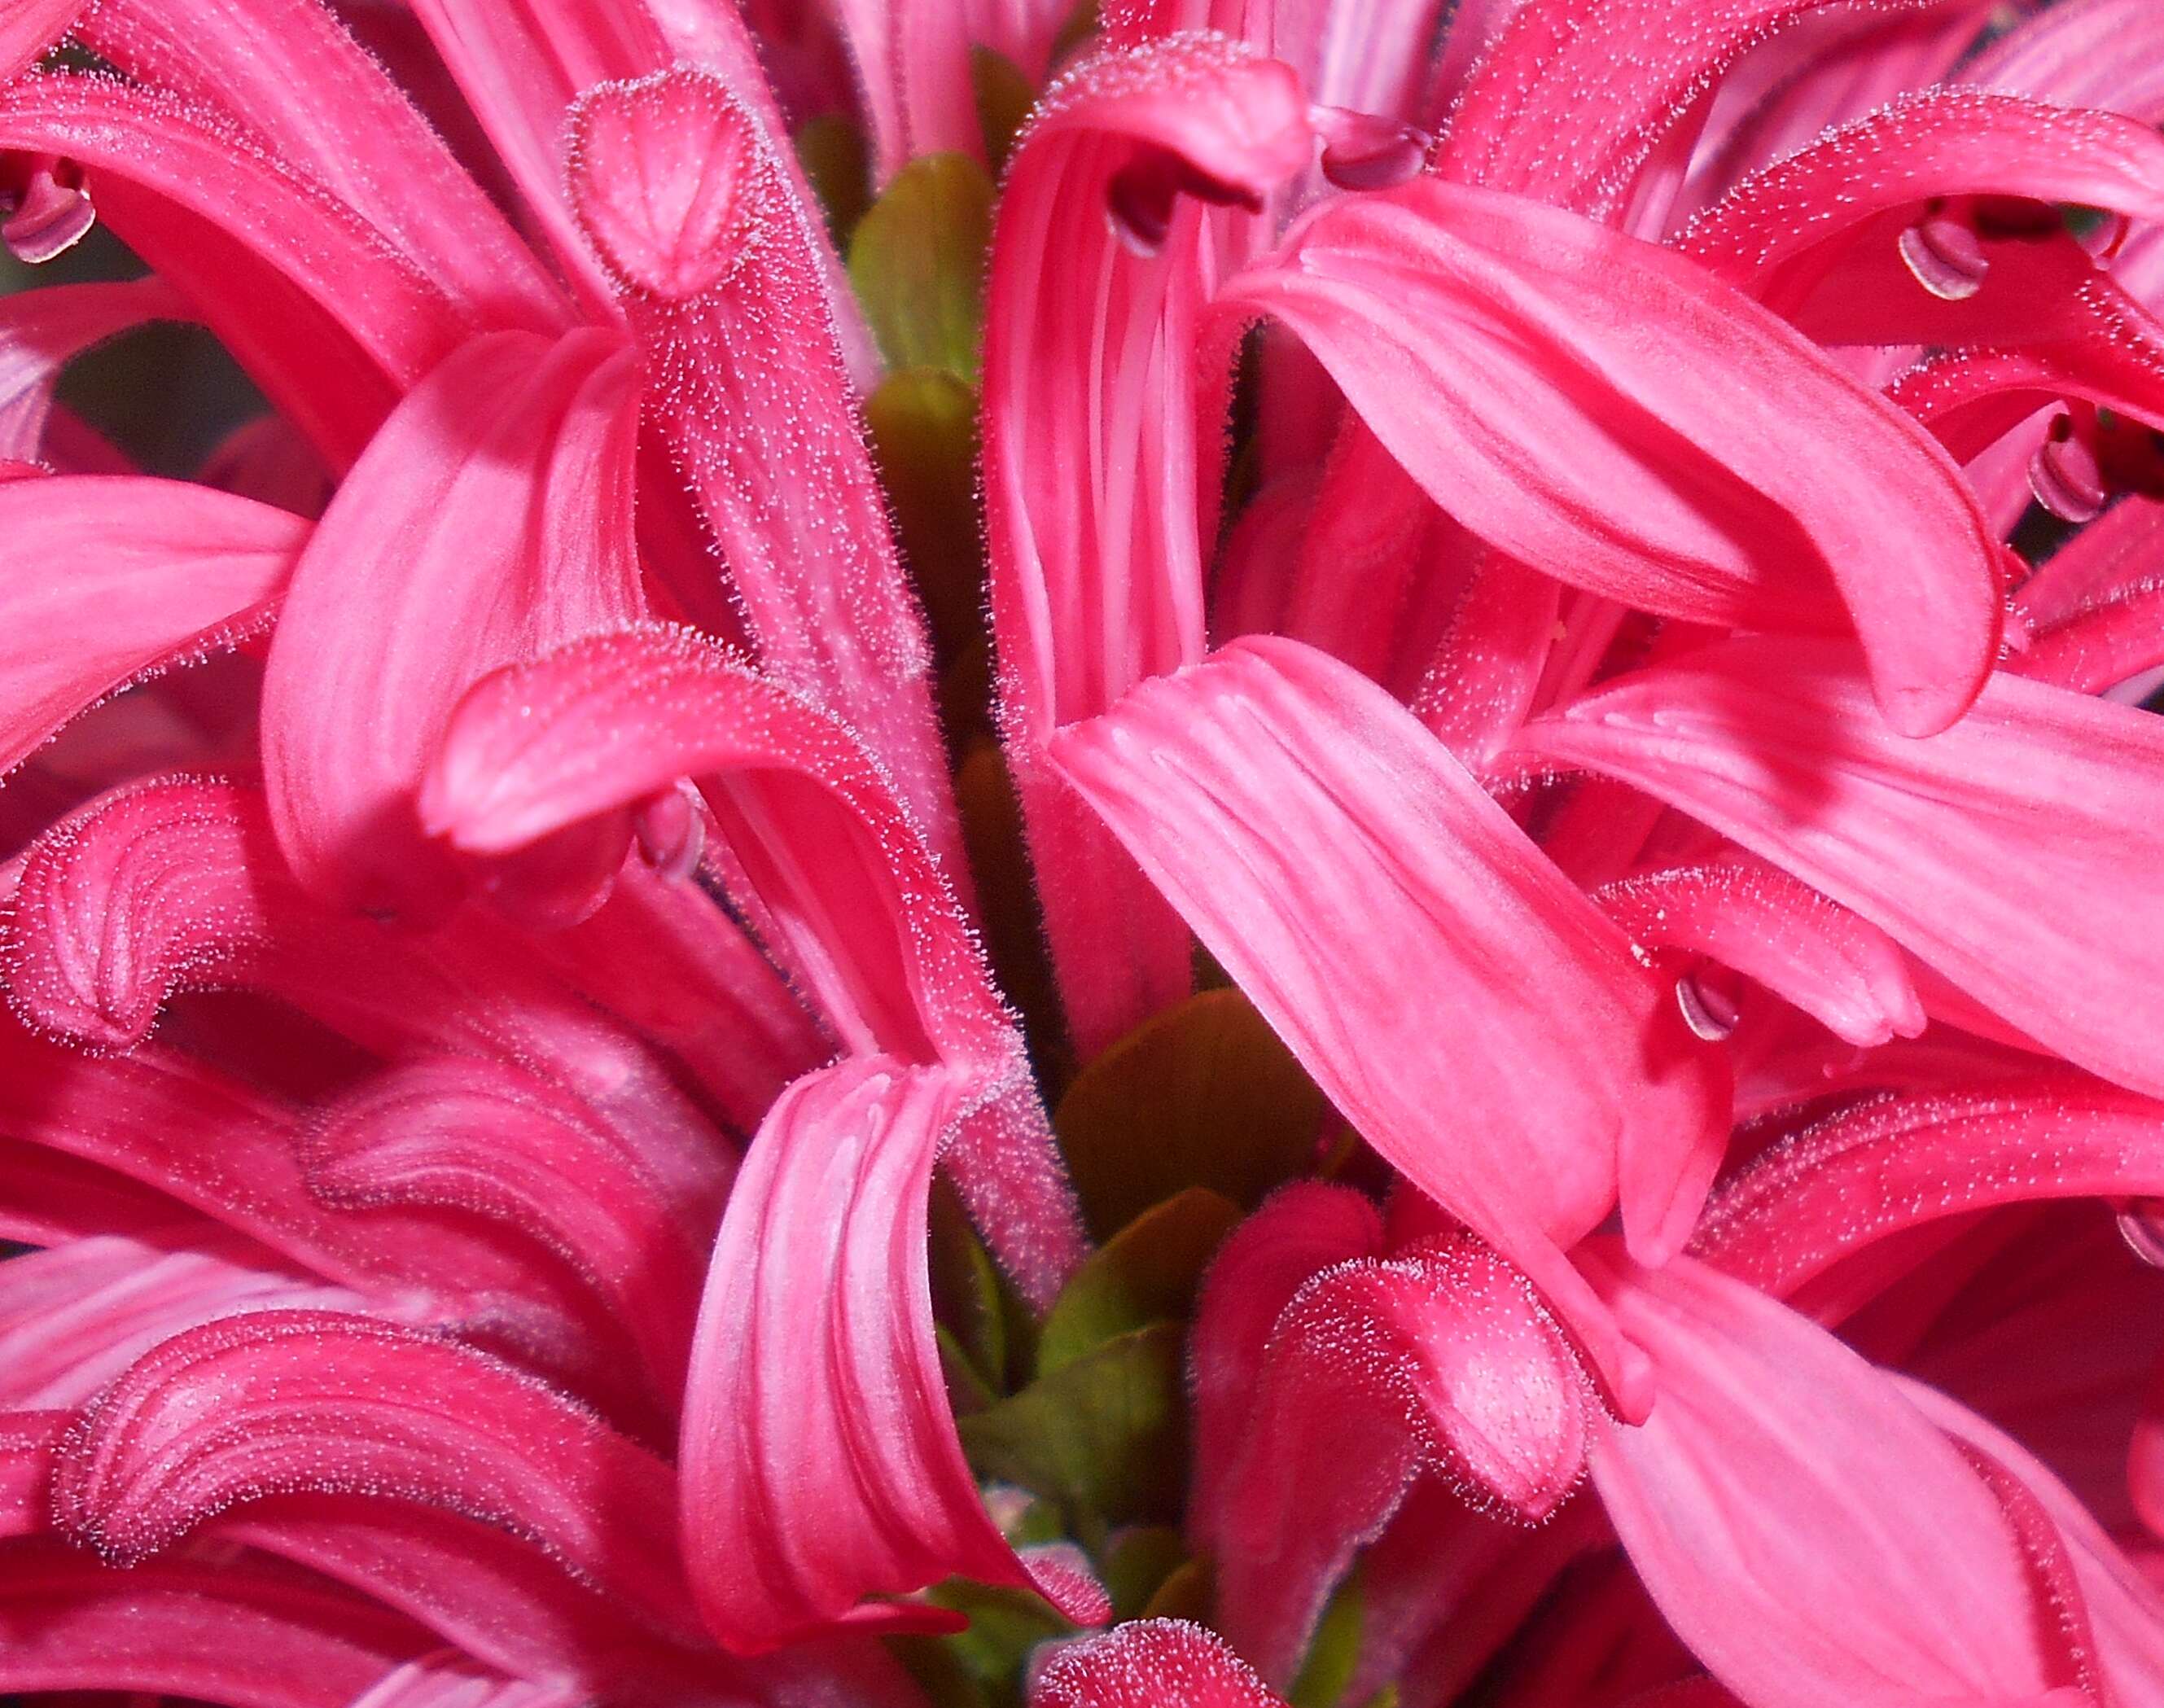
4,0,2164,1704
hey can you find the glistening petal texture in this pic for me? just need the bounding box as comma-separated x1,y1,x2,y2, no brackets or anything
0,0,85,79
1213,1237,1591,1687
1435,0,1950,217
0,474,304,776
1215,178,2000,735
565,68,958,872
52,1308,700,1635
1512,637,2164,1100
1691,1073,2164,1307
422,626,1086,1303
677,1057,1109,1652
261,327,642,917
1030,1620,1288,1708
983,35,1312,1054
1587,1252,2065,1708
1047,635,1728,1412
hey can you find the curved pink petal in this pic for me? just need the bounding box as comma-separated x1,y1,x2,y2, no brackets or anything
0,1541,443,1706
304,1056,711,1390
0,277,183,459
983,35,1312,1054
261,326,642,918
0,75,469,465
821,0,981,182
525,857,826,1136
1216,177,2000,736
1031,1620,1287,1708
1907,1379,2164,1708
1435,0,1951,217
0,472,303,776
2013,580,2164,696
74,0,567,335
1680,90,2164,316
1593,856,1925,1048
1214,1237,1591,1686
1692,1072,2164,1308
0,1233,362,1408
0,0,85,79
565,68,958,870
1513,637,2164,1099
54,1308,702,1635
1189,1181,1386,1551
4,777,729,1220
0,1408,62,1537
1588,1250,2069,1708
1047,636,1729,1413
2013,494,2164,630
423,625,1084,1303
345,1659,579,1708
679,1056,1109,1652
212,1492,693,1693
1960,0,2164,121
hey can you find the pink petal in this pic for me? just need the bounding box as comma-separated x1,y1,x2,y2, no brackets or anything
1216,177,2000,737
1905,1378,2164,1708
1512,637,2164,1100
2013,581,2164,697
1680,90,2164,316
304,1055,712,1390
527,857,826,1136
0,0,84,80
1693,1071,2164,1311
564,68,958,871
0,1233,363,1408
0,277,182,459
1960,0,2164,120
2013,494,2164,629
821,0,981,182
261,327,642,918
75,0,567,335
55,1308,703,1635
0,1408,62,1537
1047,636,1729,1412
1435,0,1953,217
1189,1181,1386,1552
1030,1620,1287,1708
423,626,1086,1303
1213,1237,1592,1686
5,778,728,1220
0,1542,443,1705
0,472,303,776
0,75,467,465
983,35,1312,1054
1588,1250,2069,1708
678,1057,1109,1652
1594,856,1925,1048
345,1660,579,1708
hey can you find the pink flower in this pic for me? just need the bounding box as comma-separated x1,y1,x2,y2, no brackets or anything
7,0,2164,1704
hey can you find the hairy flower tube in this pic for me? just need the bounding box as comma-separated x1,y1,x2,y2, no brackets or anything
8,0,2164,1705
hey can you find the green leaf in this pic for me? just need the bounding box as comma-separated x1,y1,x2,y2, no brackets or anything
1100,1526,1190,1619
1290,1570,1365,1708
848,153,994,379
1055,988,1330,1239
1037,1188,1242,1376
958,1324,1187,1547
865,366,983,669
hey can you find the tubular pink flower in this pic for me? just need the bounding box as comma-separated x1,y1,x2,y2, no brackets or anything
4,0,2164,1701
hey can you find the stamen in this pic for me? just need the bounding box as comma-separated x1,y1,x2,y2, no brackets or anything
2029,412,2109,524
1312,104,1433,192
1,153,94,265
1896,202,1988,302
